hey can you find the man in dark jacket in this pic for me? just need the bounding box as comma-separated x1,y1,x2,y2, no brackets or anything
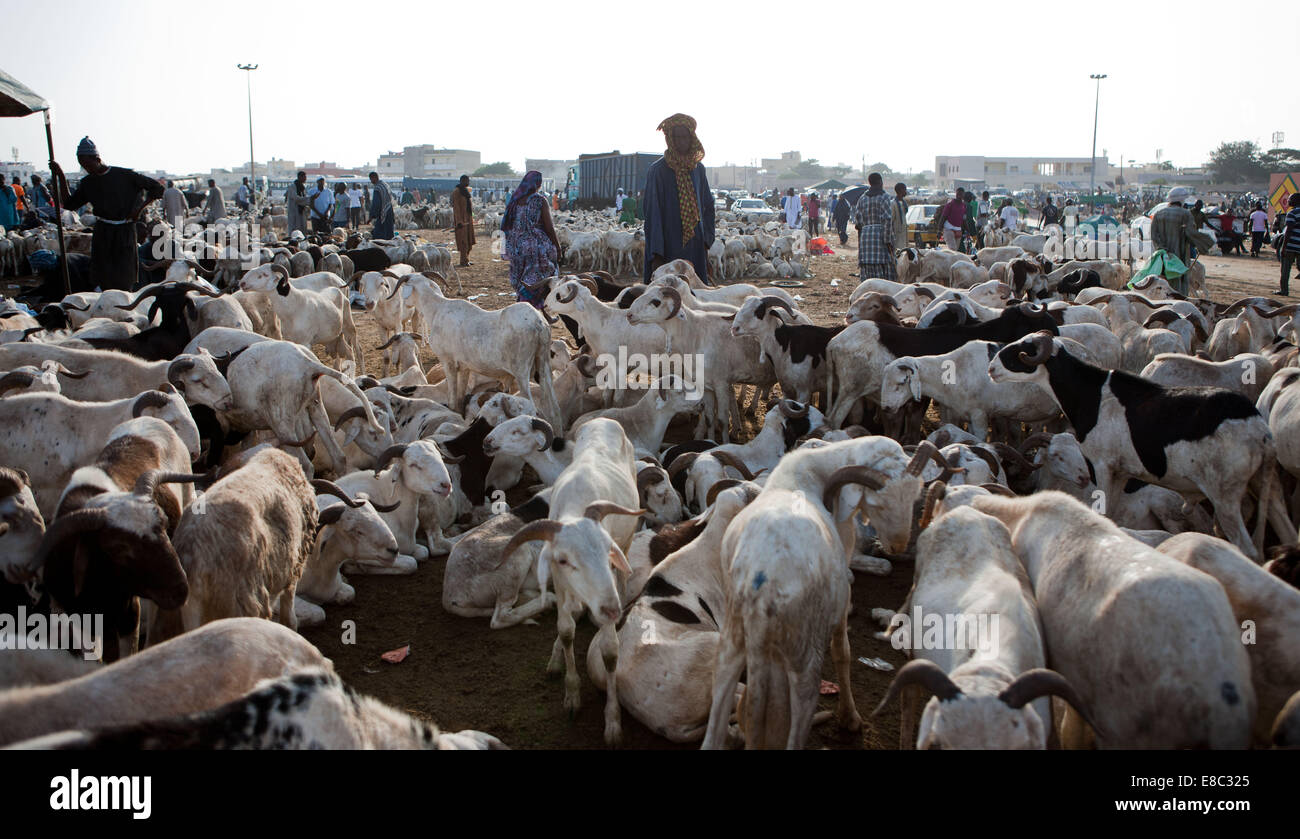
642,113,715,283
49,136,163,291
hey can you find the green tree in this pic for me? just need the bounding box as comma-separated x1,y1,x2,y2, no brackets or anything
788,159,827,180
1207,141,1266,183
473,161,517,176
864,161,895,176
1262,148,1300,171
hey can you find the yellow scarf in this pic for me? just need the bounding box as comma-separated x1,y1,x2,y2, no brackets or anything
658,114,704,246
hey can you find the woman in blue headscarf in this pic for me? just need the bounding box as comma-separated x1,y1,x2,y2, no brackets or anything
501,170,561,309
0,181,18,229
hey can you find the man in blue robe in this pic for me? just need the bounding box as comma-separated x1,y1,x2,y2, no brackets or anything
369,171,395,240
642,113,715,284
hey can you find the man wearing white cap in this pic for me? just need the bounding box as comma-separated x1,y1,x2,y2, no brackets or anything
1151,187,1199,294
49,136,164,291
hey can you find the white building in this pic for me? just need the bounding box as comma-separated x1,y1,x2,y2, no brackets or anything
401,145,481,179
934,155,1101,190
377,151,404,178
0,161,36,184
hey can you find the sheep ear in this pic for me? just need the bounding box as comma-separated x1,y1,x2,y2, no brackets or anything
608,542,631,574
908,366,923,402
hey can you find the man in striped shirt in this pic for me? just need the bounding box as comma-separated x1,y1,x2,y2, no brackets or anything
1279,193,1300,297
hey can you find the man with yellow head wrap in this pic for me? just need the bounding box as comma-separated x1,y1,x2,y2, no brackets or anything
642,113,716,283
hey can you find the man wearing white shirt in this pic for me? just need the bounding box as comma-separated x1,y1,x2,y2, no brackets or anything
615,187,625,212
999,199,1020,233
346,184,363,229
234,177,251,213
1249,202,1269,257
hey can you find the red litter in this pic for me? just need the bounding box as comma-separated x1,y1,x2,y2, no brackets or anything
819,680,839,695
381,645,410,664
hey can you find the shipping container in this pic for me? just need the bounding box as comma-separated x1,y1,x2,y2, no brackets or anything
578,152,660,206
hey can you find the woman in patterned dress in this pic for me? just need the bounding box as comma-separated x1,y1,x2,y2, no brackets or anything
502,170,561,309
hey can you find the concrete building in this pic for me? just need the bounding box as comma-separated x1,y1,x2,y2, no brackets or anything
707,164,763,193
525,158,576,185
761,151,801,172
377,151,404,178
401,145,481,179
934,155,1101,190
301,161,368,179
0,161,36,184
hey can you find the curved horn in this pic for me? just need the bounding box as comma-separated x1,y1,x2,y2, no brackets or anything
376,333,404,350
318,502,347,527
660,287,682,320
1143,309,1180,327
332,406,370,431
918,480,947,529
1262,303,1300,318
759,296,796,320
905,440,942,477
385,274,412,300
53,363,89,379
705,478,743,507
979,483,1017,497
0,370,37,396
1018,432,1055,455
529,418,555,451
583,502,647,522
59,300,90,312
636,467,667,493
575,276,599,295
1017,332,1054,367
115,286,163,311
711,450,756,481
133,469,211,498
310,478,365,507
132,390,173,418
435,442,465,465
418,271,452,295
991,441,1040,472
166,358,194,391
873,659,963,717
821,464,891,511
372,444,409,475
555,282,579,304
368,497,401,513
777,398,809,419
170,280,222,298
666,451,699,480
35,507,109,563
497,520,563,569
998,668,1097,733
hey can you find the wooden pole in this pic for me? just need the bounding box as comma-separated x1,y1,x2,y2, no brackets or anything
42,109,71,297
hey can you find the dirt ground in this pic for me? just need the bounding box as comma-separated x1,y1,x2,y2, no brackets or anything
296,222,1295,749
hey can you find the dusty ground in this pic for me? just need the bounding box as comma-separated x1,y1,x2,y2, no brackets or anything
298,222,1295,749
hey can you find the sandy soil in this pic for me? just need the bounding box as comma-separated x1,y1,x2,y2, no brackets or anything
298,222,1297,749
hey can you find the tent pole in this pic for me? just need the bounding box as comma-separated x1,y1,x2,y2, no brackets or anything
43,109,71,297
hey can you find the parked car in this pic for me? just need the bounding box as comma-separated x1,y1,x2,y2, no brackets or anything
732,197,776,219
1129,202,1219,260
906,204,941,247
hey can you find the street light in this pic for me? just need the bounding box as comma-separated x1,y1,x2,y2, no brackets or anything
1089,74,1107,201
237,63,257,209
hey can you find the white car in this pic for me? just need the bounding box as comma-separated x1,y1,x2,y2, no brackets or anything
731,198,776,219
1129,202,1218,260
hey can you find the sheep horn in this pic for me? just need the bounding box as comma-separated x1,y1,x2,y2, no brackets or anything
660,287,682,319
821,464,891,511
435,443,465,464
1262,303,1300,318
575,276,599,295
132,390,173,418
980,483,1017,497
170,280,222,298
1018,432,1055,455
419,271,451,295
1017,332,1054,366
583,502,647,522
134,469,212,498
711,450,756,481
0,370,38,396
998,668,1098,734
376,333,404,350
705,478,743,507
53,363,89,379
904,440,942,477
332,406,370,431
385,274,412,300
1143,309,1180,328
115,286,163,311
555,281,579,304
310,478,366,508
636,467,666,493
373,444,409,475
666,451,699,479
529,418,555,451
60,300,90,312
166,358,195,391
759,296,796,319
991,442,1040,472
369,498,401,513
497,519,563,569
278,430,317,448
778,398,809,419
918,480,948,530
873,659,963,717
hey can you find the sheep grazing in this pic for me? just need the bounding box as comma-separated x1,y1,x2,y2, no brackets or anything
152,447,317,638
966,491,1254,748
0,618,330,747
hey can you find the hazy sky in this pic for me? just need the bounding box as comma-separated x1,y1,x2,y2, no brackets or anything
2,0,1294,177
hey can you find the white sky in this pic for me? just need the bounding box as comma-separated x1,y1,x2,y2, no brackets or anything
2,0,1295,177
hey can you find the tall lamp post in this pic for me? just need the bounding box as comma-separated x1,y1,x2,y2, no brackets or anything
237,64,257,210
1088,73,1107,203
